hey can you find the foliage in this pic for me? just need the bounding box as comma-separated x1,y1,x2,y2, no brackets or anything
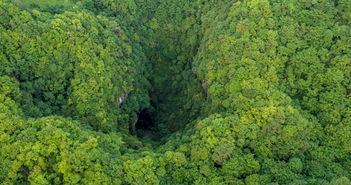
0,0,350,184
0,1,150,132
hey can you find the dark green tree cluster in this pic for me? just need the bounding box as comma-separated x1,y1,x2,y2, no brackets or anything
0,0,150,132
0,0,350,184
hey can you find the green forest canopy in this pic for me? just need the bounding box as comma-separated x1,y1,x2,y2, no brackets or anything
0,0,350,184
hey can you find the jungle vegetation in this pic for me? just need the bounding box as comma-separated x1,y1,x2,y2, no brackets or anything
0,0,350,184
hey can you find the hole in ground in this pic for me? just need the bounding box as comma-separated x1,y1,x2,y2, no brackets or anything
131,107,173,144
135,109,154,131
134,109,161,140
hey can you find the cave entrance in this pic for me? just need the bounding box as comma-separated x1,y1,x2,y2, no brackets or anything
136,109,153,130
135,109,155,138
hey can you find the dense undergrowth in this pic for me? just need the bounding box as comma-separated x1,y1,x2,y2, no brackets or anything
0,0,350,184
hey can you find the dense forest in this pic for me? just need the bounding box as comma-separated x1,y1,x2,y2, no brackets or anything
0,0,350,184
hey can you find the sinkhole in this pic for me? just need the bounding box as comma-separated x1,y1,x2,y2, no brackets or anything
134,109,160,140
135,109,154,131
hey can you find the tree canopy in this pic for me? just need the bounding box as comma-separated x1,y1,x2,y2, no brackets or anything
0,0,350,184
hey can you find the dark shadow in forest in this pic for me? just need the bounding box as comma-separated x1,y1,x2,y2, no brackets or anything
135,109,154,131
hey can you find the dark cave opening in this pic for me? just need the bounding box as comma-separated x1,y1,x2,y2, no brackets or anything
133,105,172,142
134,109,164,140
135,109,154,132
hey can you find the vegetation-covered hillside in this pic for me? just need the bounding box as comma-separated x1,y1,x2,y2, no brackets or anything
0,0,350,184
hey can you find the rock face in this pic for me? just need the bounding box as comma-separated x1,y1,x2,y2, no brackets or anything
119,93,129,104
